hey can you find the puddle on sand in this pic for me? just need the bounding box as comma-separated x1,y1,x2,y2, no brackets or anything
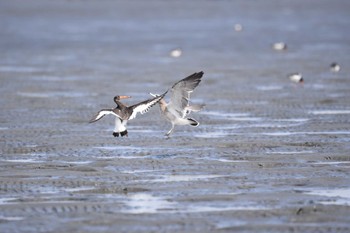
198,157,248,163
267,151,314,155
64,187,96,193
309,110,350,115
93,146,142,152
122,193,175,214
17,91,93,98
98,155,143,160
201,111,262,121
0,215,25,221
215,220,248,229
94,146,150,151
0,66,40,73
217,124,242,130
201,111,248,117
58,161,93,165
195,131,230,138
121,169,167,174
310,161,350,165
126,124,162,132
262,131,350,136
96,150,178,160
276,118,309,122
151,174,225,183
1,159,46,163
247,122,304,128
255,85,283,91
230,117,262,121
217,120,307,130
0,198,19,205
184,205,268,213
310,83,326,90
262,132,298,136
305,188,350,206
121,193,268,214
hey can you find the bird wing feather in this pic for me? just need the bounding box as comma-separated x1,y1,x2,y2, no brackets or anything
168,71,203,118
129,91,167,120
89,109,122,123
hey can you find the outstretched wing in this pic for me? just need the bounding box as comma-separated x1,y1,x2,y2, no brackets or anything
168,71,204,117
129,91,167,120
89,109,122,123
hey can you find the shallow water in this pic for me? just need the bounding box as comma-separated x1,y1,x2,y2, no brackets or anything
305,189,350,206
1,0,350,232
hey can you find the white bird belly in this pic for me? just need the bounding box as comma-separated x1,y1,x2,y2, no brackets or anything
114,117,127,132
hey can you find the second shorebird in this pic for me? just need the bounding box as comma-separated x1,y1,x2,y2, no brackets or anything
89,93,166,137
150,71,205,137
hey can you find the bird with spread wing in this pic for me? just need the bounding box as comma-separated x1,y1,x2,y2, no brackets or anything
150,71,205,137
89,92,166,137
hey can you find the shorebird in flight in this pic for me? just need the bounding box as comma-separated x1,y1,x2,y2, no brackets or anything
150,71,205,137
89,93,166,137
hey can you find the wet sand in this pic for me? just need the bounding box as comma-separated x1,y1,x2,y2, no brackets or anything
1,0,350,232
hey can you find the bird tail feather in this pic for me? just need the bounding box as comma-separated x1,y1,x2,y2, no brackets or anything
187,118,199,127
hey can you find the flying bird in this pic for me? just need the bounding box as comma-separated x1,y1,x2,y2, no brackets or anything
89,93,166,137
150,71,205,137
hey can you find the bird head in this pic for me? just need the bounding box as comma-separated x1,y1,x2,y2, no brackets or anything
114,95,131,101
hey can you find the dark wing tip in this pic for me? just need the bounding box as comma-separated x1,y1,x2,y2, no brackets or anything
192,71,204,78
88,112,99,123
88,117,98,123
160,89,168,98
89,112,102,123
88,109,112,123
186,71,204,81
171,71,204,89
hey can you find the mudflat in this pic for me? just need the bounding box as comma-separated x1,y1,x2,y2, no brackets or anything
1,1,350,232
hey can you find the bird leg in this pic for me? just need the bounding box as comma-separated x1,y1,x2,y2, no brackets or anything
120,130,128,137
113,132,119,137
165,124,175,137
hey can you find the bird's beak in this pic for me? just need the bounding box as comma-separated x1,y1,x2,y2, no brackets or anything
119,95,131,99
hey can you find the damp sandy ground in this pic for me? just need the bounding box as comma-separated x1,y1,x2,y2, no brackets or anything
1,0,350,232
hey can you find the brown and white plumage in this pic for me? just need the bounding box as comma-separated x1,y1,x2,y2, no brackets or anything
89,92,167,137
151,71,204,137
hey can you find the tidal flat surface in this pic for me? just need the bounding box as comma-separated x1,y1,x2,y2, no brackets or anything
1,0,350,232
